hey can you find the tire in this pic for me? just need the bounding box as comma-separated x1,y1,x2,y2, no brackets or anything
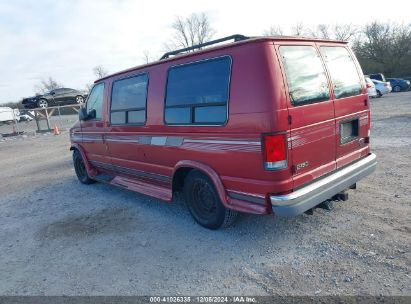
393,85,401,92
75,95,84,104
38,99,48,108
377,90,382,98
73,150,94,184
184,170,238,229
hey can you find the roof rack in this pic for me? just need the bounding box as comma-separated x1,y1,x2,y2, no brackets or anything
160,34,249,60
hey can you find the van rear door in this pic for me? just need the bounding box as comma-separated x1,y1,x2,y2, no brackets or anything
319,45,370,169
276,44,336,189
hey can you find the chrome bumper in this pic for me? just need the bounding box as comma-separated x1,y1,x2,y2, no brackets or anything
271,153,377,217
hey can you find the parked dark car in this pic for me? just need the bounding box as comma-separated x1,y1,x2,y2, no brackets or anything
368,73,386,82
386,78,411,92
22,88,87,109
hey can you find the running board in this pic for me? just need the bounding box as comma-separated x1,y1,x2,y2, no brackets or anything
110,176,172,202
93,174,114,183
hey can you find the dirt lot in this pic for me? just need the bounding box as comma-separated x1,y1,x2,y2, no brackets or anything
0,93,410,296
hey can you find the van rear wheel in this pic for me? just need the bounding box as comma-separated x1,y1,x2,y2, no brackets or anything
73,150,94,184
184,170,237,229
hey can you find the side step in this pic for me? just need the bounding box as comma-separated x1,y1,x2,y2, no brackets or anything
110,176,172,202
93,174,114,183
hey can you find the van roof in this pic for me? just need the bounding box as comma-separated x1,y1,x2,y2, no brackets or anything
96,36,347,83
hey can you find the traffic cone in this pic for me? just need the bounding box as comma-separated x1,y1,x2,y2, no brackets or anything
53,124,60,135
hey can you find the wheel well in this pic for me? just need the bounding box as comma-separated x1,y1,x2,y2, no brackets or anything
172,167,194,192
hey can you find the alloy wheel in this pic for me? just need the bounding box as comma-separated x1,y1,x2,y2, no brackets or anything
76,96,84,103
38,99,48,108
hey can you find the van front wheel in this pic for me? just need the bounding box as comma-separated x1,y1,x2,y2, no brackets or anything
184,170,237,229
73,150,94,184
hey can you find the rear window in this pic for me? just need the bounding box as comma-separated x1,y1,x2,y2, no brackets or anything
279,46,330,106
110,73,148,125
164,56,231,125
320,47,362,99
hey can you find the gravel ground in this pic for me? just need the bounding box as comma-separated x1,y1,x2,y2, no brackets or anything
0,92,410,296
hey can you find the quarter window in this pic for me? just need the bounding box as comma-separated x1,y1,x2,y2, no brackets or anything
164,57,231,125
110,74,148,125
321,47,362,99
279,46,330,106
86,83,105,120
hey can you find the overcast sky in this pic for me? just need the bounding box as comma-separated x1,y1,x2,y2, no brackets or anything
1,0,410,104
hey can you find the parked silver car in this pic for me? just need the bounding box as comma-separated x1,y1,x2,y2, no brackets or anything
372,79,391,97
365,77,377,98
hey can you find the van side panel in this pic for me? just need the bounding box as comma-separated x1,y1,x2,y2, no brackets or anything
96,42,292,211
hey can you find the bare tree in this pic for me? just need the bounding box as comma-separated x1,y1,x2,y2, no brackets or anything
353,22,411,75
93,65,109,79
34,77,63,94
333,23,358,41
315,24,331,39
165,13,215,51
291,23,307,36
142,50,155,64
264,25,284,36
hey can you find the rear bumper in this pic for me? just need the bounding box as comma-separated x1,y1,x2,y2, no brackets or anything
270,153,377,217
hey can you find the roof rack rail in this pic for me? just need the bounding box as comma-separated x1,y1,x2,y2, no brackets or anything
160,34,249,60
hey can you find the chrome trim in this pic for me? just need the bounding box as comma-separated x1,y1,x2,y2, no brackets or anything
184,139,260,145
72,132,261,150
271,153,377,217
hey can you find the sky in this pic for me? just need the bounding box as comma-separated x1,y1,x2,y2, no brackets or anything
0,0,410,104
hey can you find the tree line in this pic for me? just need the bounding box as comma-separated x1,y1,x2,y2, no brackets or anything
166,15,410,78
144,14,411,79
264,22,411,78
3,13,410,109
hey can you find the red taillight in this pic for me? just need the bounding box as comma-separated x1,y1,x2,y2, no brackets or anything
263,134,287,170
384,83,388,87
366,83,373,88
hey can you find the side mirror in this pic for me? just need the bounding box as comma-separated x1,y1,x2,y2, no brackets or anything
88,109,96,119
50,91,55,95
79,107,88,121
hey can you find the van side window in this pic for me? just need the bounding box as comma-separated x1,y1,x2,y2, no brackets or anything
86,83,105,120
110,74,148,125
320,47,362,99
164,56,231,125
279,46,330,106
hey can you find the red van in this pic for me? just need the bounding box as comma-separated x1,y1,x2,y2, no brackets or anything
70,35,377,229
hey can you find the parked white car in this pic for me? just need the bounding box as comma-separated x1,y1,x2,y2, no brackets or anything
372,79,391,97
0,107,19,124
19,113,33,122
365,77,377,98
18,110,34,122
